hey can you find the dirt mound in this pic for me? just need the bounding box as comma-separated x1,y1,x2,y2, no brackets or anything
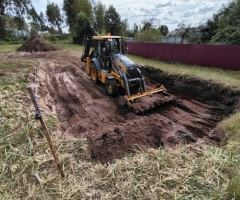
25,51,240,163
18,35,60,52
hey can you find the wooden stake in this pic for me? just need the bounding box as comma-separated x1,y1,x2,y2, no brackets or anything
28,87,65,178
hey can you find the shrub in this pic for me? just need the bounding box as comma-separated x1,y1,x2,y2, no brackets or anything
4,37,11,42
50,35,56,42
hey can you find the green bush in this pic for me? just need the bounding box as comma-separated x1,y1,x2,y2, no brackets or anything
68,36,73,42
4,37,11,42
135,29,162,43
50,35,56,42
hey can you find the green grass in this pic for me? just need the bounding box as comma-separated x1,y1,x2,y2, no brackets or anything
56,41,83,52
0,43,240,199
220,112,240,148
0,44,22,54
0,41,82,54
0,59,33,78
128,54,240,90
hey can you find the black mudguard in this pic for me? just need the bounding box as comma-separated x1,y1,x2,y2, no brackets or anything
91,58,102,71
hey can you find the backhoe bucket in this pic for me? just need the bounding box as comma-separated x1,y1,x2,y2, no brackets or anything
125,85,175,114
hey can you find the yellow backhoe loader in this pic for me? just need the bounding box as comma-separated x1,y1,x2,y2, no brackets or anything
81,22,173,113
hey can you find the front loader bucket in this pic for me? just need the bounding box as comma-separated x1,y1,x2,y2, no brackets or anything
125,85,175,114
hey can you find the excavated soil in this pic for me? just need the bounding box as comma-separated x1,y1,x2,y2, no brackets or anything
22,51,237,162
17,35,60,52
5,50,239,163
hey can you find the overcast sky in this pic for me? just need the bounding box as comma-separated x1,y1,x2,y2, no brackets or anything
32,0,229,32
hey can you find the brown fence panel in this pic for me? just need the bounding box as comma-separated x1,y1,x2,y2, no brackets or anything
172,44,189,63
147,43,161,59
127,42,148,57
215,45,240,70
128,43,175,61
159,43,175,61
186,44,220,67
202,45,221,67
127,42,240,71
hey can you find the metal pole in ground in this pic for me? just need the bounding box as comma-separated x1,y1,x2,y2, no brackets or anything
28,87,65,178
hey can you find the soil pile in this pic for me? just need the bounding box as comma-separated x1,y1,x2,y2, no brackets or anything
18,35,60,52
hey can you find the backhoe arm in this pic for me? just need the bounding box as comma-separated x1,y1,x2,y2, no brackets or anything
81,22,98,62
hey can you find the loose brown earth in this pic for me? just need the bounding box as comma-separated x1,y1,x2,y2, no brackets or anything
5,37,240,163
17,35,60,52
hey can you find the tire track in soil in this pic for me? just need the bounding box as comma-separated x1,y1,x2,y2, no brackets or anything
30,51,229,163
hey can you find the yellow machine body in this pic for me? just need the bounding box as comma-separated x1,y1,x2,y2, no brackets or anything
81,22,169,111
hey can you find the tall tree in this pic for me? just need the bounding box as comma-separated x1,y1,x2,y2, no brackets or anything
0,0,32,38
199,0,238,44
28,10,47,35
159,25,169,36
46,2,63,34
39,12,47,32
132,23,139,37
210,26,240,44
120,19,129,37
63,0,93,33
93,2,105,32
104,5,121,35
29,7,38,21
73,11,89,37
4,15,19,35
28,7,40,35
141,20,153,31
0,2,5,38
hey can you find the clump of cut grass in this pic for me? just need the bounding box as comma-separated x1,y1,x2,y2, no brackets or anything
220,112,240,146
218,112,240,198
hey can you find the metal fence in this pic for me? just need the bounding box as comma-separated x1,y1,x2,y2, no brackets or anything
127,42,240,71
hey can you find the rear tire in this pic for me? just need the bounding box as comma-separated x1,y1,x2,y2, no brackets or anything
105,79,118,96
90,64,100,83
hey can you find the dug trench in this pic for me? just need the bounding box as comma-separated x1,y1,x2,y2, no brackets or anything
24,51,240,163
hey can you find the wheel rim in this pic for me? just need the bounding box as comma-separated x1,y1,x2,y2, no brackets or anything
106,79,118,96
108,84,112,92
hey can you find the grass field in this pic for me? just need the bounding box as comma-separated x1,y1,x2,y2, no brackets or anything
0,43,240,199
127,54,240,91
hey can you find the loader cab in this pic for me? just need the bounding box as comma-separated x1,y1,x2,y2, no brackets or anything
92,36,124,70
94,38,121,55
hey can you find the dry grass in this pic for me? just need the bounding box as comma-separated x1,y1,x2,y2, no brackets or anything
1,133,239,199
0,44,240,199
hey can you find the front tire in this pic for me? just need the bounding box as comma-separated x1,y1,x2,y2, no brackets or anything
90,64,100,83
105,79,118,96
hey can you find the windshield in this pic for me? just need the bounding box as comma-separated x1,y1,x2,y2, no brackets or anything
105,39,120,55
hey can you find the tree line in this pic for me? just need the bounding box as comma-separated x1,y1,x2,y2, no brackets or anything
0,0,169,42
0,0,239,44
167,0,240,45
